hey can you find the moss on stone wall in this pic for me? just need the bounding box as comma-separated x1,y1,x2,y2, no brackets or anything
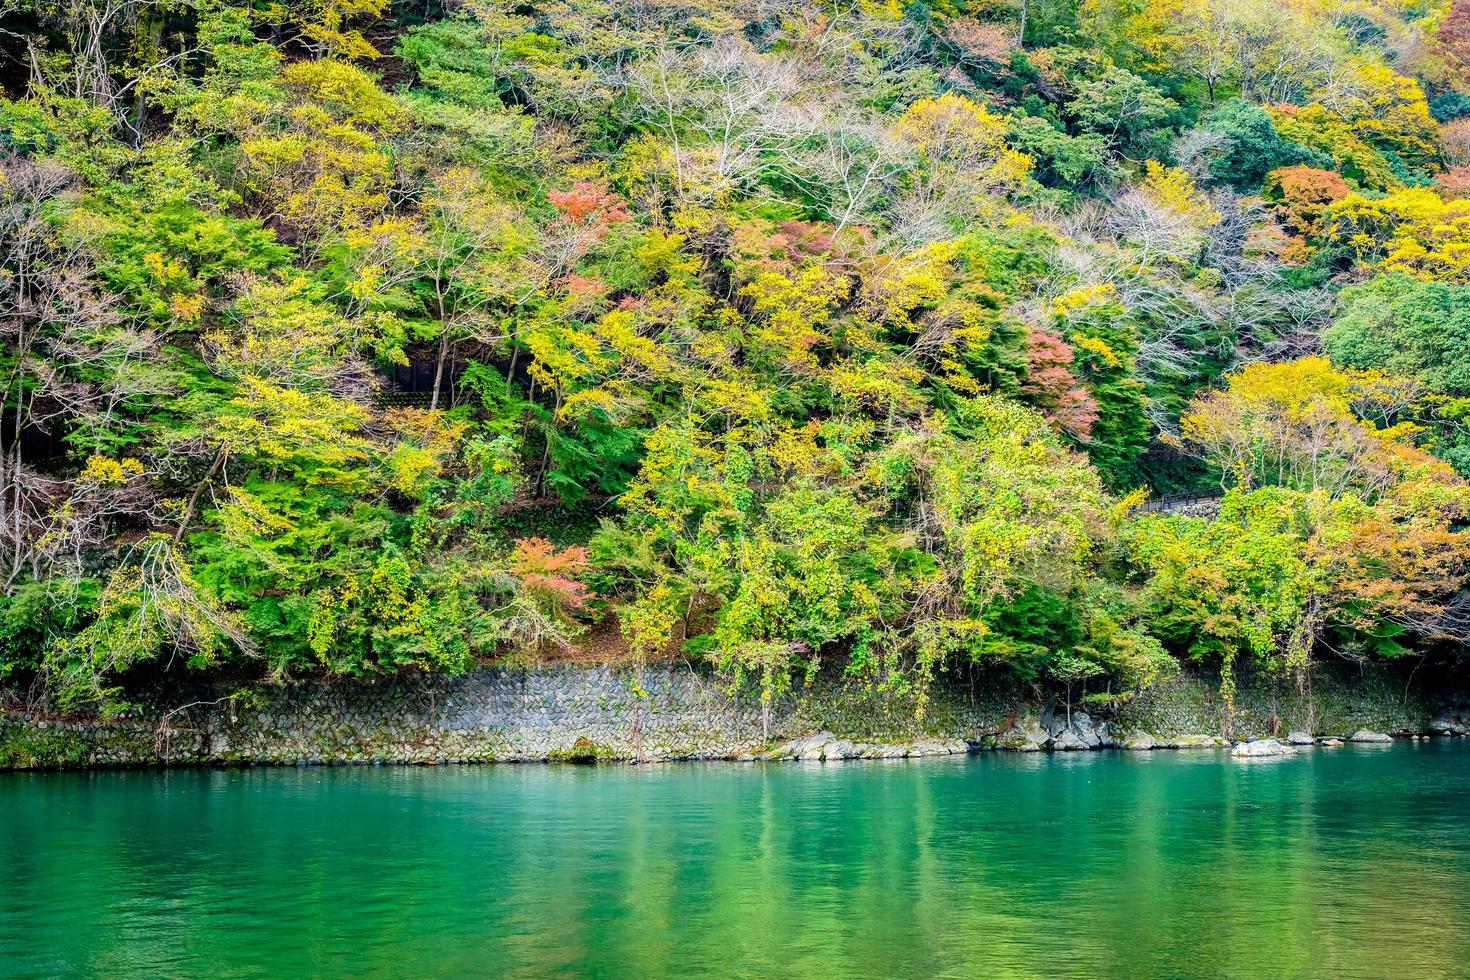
0,719,159,769
0,662,1460,770
1113,665,1436,738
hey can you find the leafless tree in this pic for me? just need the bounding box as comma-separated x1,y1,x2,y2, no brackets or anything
18,0,194,146
0,156,162,588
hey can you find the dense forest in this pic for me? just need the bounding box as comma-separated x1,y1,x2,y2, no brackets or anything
3,0,1470,719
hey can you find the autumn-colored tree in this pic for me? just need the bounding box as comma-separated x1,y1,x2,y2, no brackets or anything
1325,188,1470,283
1438,0,1470,72
5,0,1469,716
1022,327,1100,439
1264,166,1351,238
1180,357,1446,500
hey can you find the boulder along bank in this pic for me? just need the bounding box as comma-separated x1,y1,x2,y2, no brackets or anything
2,663,1467,769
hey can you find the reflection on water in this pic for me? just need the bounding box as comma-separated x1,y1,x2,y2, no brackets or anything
2,742,1467,978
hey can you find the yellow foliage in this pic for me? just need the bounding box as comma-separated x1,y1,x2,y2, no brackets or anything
214,377,373,477
1139,161,1220,227
742,265,848,374
891,94,1033,192
1078,0,1183,71
866,240,963,331
1181,357,1454,497
892,94,1010,160
1071,334,1124,369
168,293,206,323
701,376,774,422
1324,64,1439,167
292,0,389,60
143,251,189,287
240,60,406,234
1268,71,1437,192
1326,187,1470,283
828,358,927,415
385,408,467,494
592,309,676,378
856,0,905,18
1050,283,1117,317
79,456,144,486
204,276,362,385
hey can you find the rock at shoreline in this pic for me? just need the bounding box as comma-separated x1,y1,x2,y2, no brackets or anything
765,731,969,762
768,732,831,760
1052,729,1087,751
1349,730,1393,743
1286,732,1317,746
1231,738,1297,758
1042,708,1104,750
1319,737,1344,747
823,738,857,760
1121,730,1156,751
1431,705,1469,736
1069,711,1104,749
1160,734,1228,749
994,721,1050,752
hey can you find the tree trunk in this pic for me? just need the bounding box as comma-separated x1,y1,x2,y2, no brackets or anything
430,330,450,411
533,390,559,498
505,345,520,393
175,451,225,543
127,14,166,148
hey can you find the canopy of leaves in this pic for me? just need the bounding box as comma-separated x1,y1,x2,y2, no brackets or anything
1,0,1467,716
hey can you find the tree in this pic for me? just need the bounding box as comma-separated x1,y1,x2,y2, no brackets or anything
1021,326,1099,439
239,59,407,241
1264,166,1351,238
1325,188,1470,284
408,167,537,409
44,534,250,712
1068,66,1179,159
21,0,194,146
1180,357,1448,500
1194,101,1329,192
1129,479,1470,709
1325,274,1470,473
0,156,159,590
1438,0,1470,74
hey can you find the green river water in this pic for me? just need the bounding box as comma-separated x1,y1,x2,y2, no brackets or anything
2,741,1468,978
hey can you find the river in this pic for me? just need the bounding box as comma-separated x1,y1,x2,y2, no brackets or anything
2,741,1467,978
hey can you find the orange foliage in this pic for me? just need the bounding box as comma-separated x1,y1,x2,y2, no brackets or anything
1264,166,1351,237
1437,166,1470,200
943,18,1015,66
511,537,594,610
547,182,631,226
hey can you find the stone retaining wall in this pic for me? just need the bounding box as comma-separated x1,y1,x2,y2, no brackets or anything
0,662,1460,769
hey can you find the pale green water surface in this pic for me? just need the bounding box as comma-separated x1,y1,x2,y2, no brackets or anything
2,741,1468,978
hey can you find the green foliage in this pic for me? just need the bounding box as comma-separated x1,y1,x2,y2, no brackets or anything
1067,66,1181,158
1326,275,1470,398
1008,115,1108,189
1127,490,1322,680
1325,274,1470,473
1198,101,1330,192
4,0,1470,718
0,579,99,683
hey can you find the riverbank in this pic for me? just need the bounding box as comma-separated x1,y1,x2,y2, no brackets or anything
2,663,1466,769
